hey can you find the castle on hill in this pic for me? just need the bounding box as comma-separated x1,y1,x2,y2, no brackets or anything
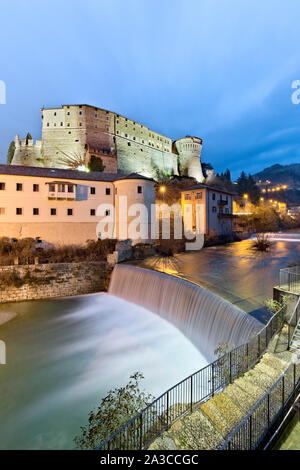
11,104,204,181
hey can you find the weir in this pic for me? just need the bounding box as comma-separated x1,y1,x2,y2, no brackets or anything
109,265,262,361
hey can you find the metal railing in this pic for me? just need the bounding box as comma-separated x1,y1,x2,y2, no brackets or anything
218,361,300,450
280,266,300,294
96,305,286,450
288,297,300,348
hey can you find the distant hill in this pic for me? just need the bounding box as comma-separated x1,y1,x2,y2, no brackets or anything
253,163,300,188
253,163,300,205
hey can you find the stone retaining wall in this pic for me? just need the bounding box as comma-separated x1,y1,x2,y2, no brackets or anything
0,261,112,303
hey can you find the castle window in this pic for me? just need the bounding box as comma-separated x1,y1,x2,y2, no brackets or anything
133,137,136,140
16,183,23,191
60,122,63,126
16,208,22,215
0,208,5,215
117,130,119,134
106,127,109,131
105,209,110,216
90,209,96,216
33,184,39,192
33,208,39,215
68,131,71,134
105,188,111,195
79,123,82,126
67,208,73,216
67,112,70,115
79,105,82,108
67,123,70,127
50,208,56,216
0,183,5,190
142,140,144,143
95,114,98,118
128,142,131,146
125,134,128,137
54,123,56,126
116,120,119,124
47,123,49,127
140,149,143,152
90,187,96,195
79,111,82,115
75,139,79,142
54,112,56,116
137,186,142,194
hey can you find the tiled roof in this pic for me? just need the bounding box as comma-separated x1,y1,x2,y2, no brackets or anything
182,183,236,196
0,165,152,183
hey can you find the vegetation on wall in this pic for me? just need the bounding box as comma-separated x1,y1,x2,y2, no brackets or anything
0,237,117,266
87,155,105,172
6,141,15,164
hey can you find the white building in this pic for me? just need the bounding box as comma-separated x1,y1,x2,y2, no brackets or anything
181,184,235,236
0,165,155,245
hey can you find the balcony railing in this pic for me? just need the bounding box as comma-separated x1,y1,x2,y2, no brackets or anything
279,266,300,294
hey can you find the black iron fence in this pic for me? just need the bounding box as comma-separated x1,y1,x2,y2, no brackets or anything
288,297,300,348
96,305,286,450
218,361,300,450
280,266,300,294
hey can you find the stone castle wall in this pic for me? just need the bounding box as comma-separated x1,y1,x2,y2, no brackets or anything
11,104,204,181
0,261,112,303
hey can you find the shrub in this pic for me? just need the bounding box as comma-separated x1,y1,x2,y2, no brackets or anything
74,372,153,450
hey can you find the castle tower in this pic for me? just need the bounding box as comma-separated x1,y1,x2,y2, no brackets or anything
175,136,204,182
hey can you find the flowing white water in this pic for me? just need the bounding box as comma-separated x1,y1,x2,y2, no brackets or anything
109,265,262,361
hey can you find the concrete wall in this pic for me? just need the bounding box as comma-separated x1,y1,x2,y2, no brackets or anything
0,261,111,303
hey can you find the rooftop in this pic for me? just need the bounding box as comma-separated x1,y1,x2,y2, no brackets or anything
0,165,153,183
182,183,236,196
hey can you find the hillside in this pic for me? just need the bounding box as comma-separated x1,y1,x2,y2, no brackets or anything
253,163,300,188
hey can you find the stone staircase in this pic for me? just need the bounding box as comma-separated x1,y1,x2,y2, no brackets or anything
149,346,293,450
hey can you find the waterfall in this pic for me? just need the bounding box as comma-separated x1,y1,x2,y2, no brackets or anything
109,265,262,361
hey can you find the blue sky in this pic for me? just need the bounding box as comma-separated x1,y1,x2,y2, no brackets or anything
0,0,300,179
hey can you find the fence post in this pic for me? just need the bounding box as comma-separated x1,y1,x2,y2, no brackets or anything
267,394,270,427
166,391,169,427
229,351,232,384
212,363,215,397
282,376,285,418
190,375,193,412
249,415,252,450
139,413,143,450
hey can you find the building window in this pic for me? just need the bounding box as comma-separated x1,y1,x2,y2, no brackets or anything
95,114,98,118
16,208,22,215
47,122,50,127
49,184,55,192
67,209,73,216
79,111,82,115
105,188,111,195
67,185,74,193
212,206,217,213
16,183,23,191
105,209,110,216
90,209,96,216
60,122,63,126
196,192,202,199
0,208,5,215
128,142,131,146
33,208,39,215
50,208,56,216
90,187,96,195
54,112,56,116
33,184,39,192
0,183,5,190
137,186,142,194
185,194,191,200
212,193,216,200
